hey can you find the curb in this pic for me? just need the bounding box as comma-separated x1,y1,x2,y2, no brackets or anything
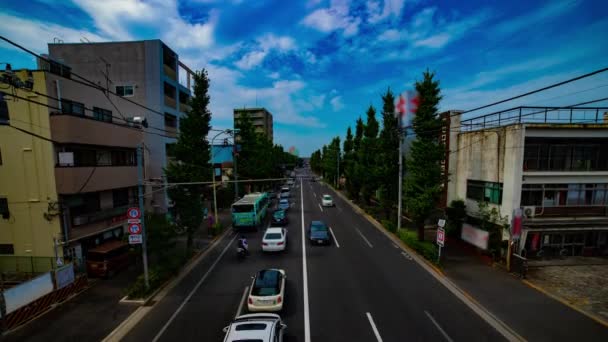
102,227,233,342
522,279,608,328
321,181,525,342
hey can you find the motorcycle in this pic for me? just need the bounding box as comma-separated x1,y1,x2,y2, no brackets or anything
236,247,247,259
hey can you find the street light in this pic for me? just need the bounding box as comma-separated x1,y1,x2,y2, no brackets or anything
211,129,234,222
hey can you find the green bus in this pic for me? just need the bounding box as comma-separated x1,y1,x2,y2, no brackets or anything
231,192,270,230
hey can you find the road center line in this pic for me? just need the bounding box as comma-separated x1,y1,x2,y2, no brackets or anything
152,234,237,342
301,178,311,342
329,227,340,248
235,286,249,319
313,192,317,199
424,311,454,342
355,228,373,248
366,312,383,342
318,203,323,212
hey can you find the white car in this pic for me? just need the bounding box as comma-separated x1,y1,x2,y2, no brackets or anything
248,269,286,312
262,227,287,252
222,313,287,342
321,194,334,207
279,186,290,198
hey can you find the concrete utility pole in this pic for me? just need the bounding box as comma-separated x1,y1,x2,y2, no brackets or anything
137,144,150,289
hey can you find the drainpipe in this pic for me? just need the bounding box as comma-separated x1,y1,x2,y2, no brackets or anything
55,80,62,112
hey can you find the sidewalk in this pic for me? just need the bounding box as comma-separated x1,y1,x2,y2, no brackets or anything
2,209,232,341
443,240,608,341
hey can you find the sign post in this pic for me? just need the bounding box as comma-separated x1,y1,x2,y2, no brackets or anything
437,219,446,264
136,145,150,289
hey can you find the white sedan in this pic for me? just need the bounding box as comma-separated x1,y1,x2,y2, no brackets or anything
321,194,334,207
248,269,286,312
262,227,287,252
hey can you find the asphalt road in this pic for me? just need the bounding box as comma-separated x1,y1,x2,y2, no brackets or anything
121,168,505,341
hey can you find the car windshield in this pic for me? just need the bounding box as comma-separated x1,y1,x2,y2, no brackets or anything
273,210,284,218
323,195,332,200
280,199,288,204
252,270,281,296
311,223,328,232
265,233,282,240
235,323,267,331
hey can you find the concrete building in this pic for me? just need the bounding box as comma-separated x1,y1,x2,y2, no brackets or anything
234,107,274,142
446,106,608,258
0,67,144,266
47,40,195,212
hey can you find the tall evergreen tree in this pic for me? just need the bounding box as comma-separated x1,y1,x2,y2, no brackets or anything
343,127,355,194
165,70,212,250
378,88,399,219
404,70,445,241
349,117,366,200
359,106,379,203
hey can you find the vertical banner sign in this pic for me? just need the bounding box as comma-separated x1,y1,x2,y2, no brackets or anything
511,208,522,240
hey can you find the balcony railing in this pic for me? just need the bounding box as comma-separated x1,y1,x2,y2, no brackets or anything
461,106,608,131
163,64,176,81
68,204,134,242
164,95,176,109
526,206,607,218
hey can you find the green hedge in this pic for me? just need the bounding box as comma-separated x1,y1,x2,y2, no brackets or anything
381,220,397,233
397,230,439,264
126,251,189,299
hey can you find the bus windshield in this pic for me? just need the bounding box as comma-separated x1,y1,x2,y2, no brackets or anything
233,204,254,213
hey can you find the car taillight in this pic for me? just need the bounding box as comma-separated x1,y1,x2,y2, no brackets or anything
277,242,284,245
248,297,253,304
277,296,282,304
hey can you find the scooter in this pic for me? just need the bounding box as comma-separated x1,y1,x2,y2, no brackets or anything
236,247,247,259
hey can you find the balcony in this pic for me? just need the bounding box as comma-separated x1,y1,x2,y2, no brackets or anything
526,206,608,218
55,166,137,194
50,114,142,147
179,102,191,114
165,125,177,138
163,64,176,81
68,205,132,242
164,95,176,109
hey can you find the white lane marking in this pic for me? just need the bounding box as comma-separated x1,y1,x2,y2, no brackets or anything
301,178,311,342
235,286,249,319
151,234,237,342
313,192,317,199
329,227,340,248
366,312,383,342
318,203,323,212
401,251,412,260
355,228,373,248
392,243,399,249
424,311,454,342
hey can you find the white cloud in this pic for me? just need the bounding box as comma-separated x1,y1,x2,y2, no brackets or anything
301,0,361,37
234,33,296,70
367,0,405,24
330,96,344,111
492,1,580,36
413,33,450,48
377,28,401,42
268,72,281,79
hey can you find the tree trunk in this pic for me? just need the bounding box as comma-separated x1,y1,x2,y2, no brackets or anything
417,220,425,241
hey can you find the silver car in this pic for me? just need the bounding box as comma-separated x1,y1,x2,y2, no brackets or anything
223,313,287,342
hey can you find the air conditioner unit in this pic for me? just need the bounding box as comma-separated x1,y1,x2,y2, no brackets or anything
523,206,536,218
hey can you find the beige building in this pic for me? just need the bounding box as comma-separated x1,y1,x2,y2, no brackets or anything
234,107,274,142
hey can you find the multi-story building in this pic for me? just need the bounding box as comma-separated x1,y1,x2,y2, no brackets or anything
446,106,608,258
47,40,195,212
234,107,274,142
0,67,144,266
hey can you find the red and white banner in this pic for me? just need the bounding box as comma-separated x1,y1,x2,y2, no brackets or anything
395,90,419,127
461,223,489,250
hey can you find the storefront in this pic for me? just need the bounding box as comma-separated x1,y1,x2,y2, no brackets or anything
520,227,608,258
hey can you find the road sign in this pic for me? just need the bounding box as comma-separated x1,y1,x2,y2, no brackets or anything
437,228,445,247
129,234,143,244
438,219,446,228
127,218,141,224
127,207,141,219
128,223,142,234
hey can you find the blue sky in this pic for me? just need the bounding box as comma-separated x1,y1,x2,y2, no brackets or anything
1,0,607,155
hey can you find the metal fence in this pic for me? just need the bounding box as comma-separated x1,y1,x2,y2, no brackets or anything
461,106,608,131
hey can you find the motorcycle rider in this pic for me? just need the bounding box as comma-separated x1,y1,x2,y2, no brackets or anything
237,235,249,255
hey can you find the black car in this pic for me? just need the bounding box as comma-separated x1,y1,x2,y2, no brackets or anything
309,221,331,245
272,209,289,225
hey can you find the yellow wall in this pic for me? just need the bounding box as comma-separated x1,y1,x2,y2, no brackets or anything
0,70,62,258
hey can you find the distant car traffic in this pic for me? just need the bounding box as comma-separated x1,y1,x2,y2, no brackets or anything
262,227,287,252
222,313,287,342
309,220,331,245
321,194,334,207
278,199,290,211
271,209,288,225
286,179,295,187
248,269,286,312
280,186,290,198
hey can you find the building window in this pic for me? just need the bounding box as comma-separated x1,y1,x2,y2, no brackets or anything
0,197,9,219
111,150,135,166
521,183,608,207
466,180,503,205
164,113,177,128
116,85,134,97
0,92,9,124
113,188,130,207
61,99,85,116
93,107,113,123
0,244,14,255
